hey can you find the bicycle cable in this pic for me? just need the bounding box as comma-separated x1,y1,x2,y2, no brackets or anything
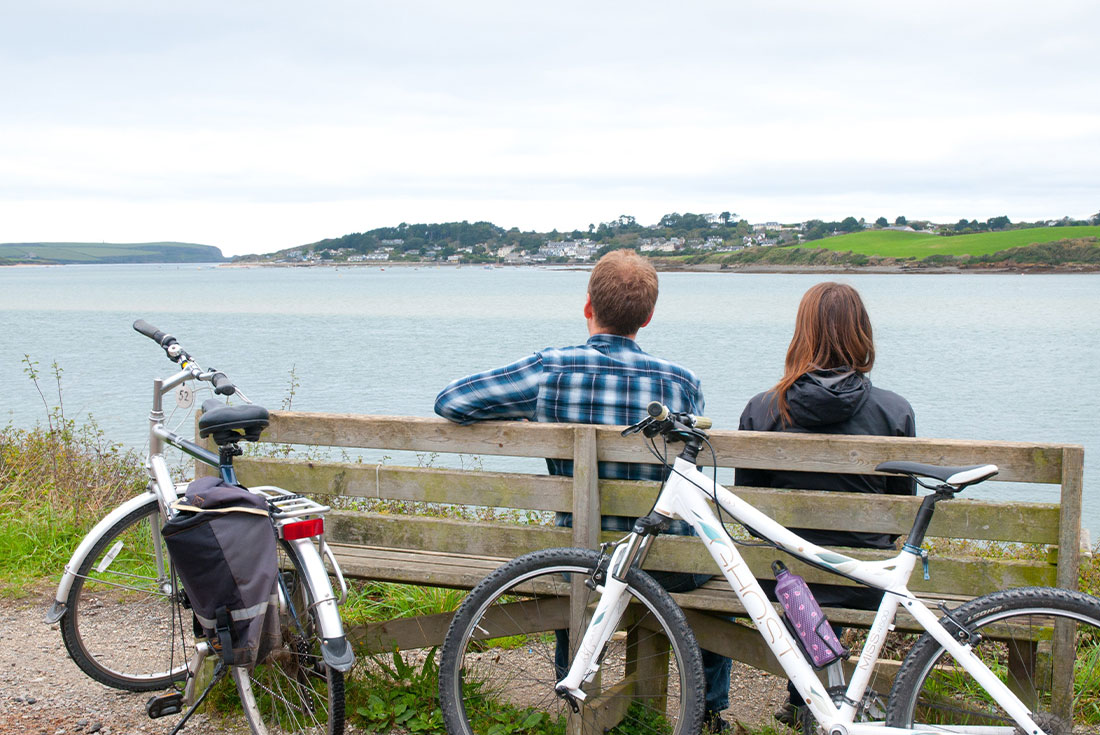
641,427,781,551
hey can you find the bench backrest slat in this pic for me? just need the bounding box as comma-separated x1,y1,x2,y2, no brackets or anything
237,457,1063,545
325,512,1058,596
230,411,1083,597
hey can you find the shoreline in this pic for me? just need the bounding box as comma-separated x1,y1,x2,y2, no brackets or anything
5,260,1099,274
651,262,1100,275
221,260,1100,275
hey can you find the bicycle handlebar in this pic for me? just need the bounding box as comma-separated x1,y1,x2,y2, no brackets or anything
622,402,712,438
646,401,712,430
134,319,237,396
133,319,176,348
210,371,236,396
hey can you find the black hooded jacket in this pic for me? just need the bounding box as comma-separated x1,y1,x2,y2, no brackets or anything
736,369,916,550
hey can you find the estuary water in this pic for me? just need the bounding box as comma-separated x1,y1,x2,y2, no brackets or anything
1,263,1097,538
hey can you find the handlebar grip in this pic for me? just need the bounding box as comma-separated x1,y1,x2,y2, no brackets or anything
647,402,668,420
693,416,713,430
211,372,236,396
133,319,175,347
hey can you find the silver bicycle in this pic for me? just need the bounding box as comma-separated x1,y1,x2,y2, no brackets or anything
44,320,354,735
438,402,1100,735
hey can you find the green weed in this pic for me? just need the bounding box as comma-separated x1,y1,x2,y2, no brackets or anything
349,649,445,733
0,362,147,594
342,581,467,627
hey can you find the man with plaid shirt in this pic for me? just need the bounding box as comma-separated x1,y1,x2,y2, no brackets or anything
434,248,732,731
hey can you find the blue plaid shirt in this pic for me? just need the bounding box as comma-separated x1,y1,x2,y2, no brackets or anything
434,334,704,482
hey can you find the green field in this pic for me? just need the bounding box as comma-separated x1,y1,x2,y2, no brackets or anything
0,241,225,264
802,226,1100,258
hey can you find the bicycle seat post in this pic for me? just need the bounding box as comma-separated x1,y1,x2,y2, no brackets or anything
218,443,242,485
903,485,955,554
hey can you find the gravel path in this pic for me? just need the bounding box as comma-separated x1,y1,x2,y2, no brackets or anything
2,590,788,734
1,590,238,735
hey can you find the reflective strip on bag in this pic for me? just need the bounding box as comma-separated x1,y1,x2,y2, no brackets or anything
193,600,271,629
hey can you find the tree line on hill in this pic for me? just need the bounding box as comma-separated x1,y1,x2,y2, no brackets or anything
244,209,1100,264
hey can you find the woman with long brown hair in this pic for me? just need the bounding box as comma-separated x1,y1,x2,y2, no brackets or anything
736,281,915,727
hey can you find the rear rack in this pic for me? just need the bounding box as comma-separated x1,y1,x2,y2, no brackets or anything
248,485,332,522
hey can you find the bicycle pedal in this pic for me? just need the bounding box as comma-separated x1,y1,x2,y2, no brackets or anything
146,692,184,719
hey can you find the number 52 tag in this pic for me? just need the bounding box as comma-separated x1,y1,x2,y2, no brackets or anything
176,385,195,409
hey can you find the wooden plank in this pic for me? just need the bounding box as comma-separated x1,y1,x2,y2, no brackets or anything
324,511,1057,595
1051,446,1084,718
572,426,600,548
326,512,571,560
594,427,1067,484
636,533,1057,595
1055,446,1084,591
235,458,572,511
322,542,965,632
570,426,600,674
264,411,575,459
237,457,1061,544
326,544,508,588
260,413,1071,485
350,609,456,653
350,597,571,653
600,481,1062,544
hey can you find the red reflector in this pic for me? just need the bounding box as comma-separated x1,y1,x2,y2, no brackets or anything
283,518,324,540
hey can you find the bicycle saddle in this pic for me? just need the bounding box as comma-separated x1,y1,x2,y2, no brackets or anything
199,401,270,444
875,461,998,488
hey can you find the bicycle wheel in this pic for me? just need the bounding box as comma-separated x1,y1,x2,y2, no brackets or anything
235,543,345,735
886,587,1100,734
60,499,191,691
439,547,705,735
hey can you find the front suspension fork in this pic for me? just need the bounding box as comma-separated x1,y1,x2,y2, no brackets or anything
555,533,654,699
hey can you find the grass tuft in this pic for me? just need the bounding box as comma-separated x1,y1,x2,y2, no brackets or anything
0,416,146,594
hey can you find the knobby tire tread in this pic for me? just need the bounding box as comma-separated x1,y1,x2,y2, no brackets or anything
885,586,1100,730
439,546,705,735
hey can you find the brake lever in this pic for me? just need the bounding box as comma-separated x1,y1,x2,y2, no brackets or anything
621,417,653,436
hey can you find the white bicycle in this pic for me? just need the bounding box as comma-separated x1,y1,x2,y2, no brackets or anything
439,402,1100,735
44,320,354,734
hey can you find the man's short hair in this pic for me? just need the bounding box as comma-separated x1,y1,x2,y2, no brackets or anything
588,249,658,335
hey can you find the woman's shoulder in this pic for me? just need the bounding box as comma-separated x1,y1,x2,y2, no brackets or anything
867,384,914,414
739,389,781,430
864,384,916,436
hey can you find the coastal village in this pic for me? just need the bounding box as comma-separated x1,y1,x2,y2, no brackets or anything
266,212,1064,267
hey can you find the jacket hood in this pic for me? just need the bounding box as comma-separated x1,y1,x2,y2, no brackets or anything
786,369,871,428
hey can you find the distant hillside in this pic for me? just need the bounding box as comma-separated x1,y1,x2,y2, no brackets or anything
0,242,225,265
799,226,1100,258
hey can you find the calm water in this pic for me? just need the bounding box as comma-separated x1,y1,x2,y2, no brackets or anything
1,264,1097,538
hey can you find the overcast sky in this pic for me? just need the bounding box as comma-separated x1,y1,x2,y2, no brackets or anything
2,1,1098,256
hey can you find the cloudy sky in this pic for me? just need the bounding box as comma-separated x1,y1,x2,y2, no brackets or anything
2,1,1098,256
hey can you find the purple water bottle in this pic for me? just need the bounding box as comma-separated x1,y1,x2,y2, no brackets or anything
772,560,847,668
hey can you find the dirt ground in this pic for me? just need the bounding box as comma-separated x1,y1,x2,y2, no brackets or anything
1,589,788,734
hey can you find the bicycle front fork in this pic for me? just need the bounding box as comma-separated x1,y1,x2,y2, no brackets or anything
554,532,654,700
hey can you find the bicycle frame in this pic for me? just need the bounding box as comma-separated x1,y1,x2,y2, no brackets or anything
47,364,353,672
557,455,1045,735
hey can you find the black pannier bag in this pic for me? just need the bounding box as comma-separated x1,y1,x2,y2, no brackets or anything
161,476,280,668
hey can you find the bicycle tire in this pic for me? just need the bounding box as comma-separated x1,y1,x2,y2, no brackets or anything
886,586,1100,734
439,547,705,735
60,499,191,691
234,542,345,735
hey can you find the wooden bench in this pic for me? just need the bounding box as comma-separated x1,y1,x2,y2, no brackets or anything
228,411,1089,685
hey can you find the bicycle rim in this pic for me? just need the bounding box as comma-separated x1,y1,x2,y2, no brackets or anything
61,501,190,690
887,588,1100,734
441,548,704,735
